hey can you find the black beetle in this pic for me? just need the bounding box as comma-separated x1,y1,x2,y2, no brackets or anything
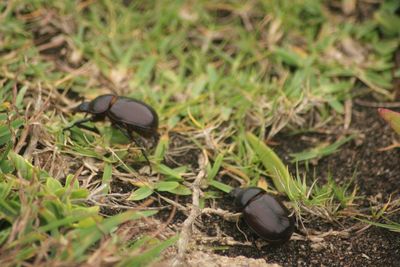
230,187,295,243
64,94,159,168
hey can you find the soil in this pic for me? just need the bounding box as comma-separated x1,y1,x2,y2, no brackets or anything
198,102,400,266
275,103,400,199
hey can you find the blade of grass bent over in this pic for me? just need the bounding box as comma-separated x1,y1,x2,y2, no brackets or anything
246,132,291,194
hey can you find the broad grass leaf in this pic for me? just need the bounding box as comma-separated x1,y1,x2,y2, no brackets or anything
8,151,35,180
207,153,224,181
128,186,153,201
208,180,232,193
156,164,185,181
246,132,290,193
155,181,179,192
168,184,191,195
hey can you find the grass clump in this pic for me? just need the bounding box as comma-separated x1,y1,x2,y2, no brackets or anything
0,143,175,267
245,133,357,218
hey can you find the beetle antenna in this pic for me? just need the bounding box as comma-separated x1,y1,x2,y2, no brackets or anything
113,124,153,173
131,136,152,173
153,132,160,146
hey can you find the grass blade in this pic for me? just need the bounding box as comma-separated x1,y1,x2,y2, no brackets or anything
246,132,290,193
290,135,354,162
69,210,157,260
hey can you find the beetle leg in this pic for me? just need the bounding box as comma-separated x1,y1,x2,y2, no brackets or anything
63,117,99,134
113,124,152,172
63,117,91,131
131,136,152,173
112,123,130,140
152,132,160,146
75,123,100,134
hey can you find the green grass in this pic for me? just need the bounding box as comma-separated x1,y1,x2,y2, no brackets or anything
289,135,355,164
247,132,358,216
1,0,399,265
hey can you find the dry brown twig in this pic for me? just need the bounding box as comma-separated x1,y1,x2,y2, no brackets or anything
172,150,208,267
158,194,188,213
344,99,352,130
151,196,178,239
201,208,241,222
196,235,252,247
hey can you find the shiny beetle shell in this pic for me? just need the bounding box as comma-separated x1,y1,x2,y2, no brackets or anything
77,94,158,138
108,97,158,132
230,187,295,243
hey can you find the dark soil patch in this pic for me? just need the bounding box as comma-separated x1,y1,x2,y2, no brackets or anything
273,102,400,199
218,224,399,266
208,102,400,266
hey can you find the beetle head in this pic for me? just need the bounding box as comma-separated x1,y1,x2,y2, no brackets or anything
74,101,90,113
230,187,265,210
